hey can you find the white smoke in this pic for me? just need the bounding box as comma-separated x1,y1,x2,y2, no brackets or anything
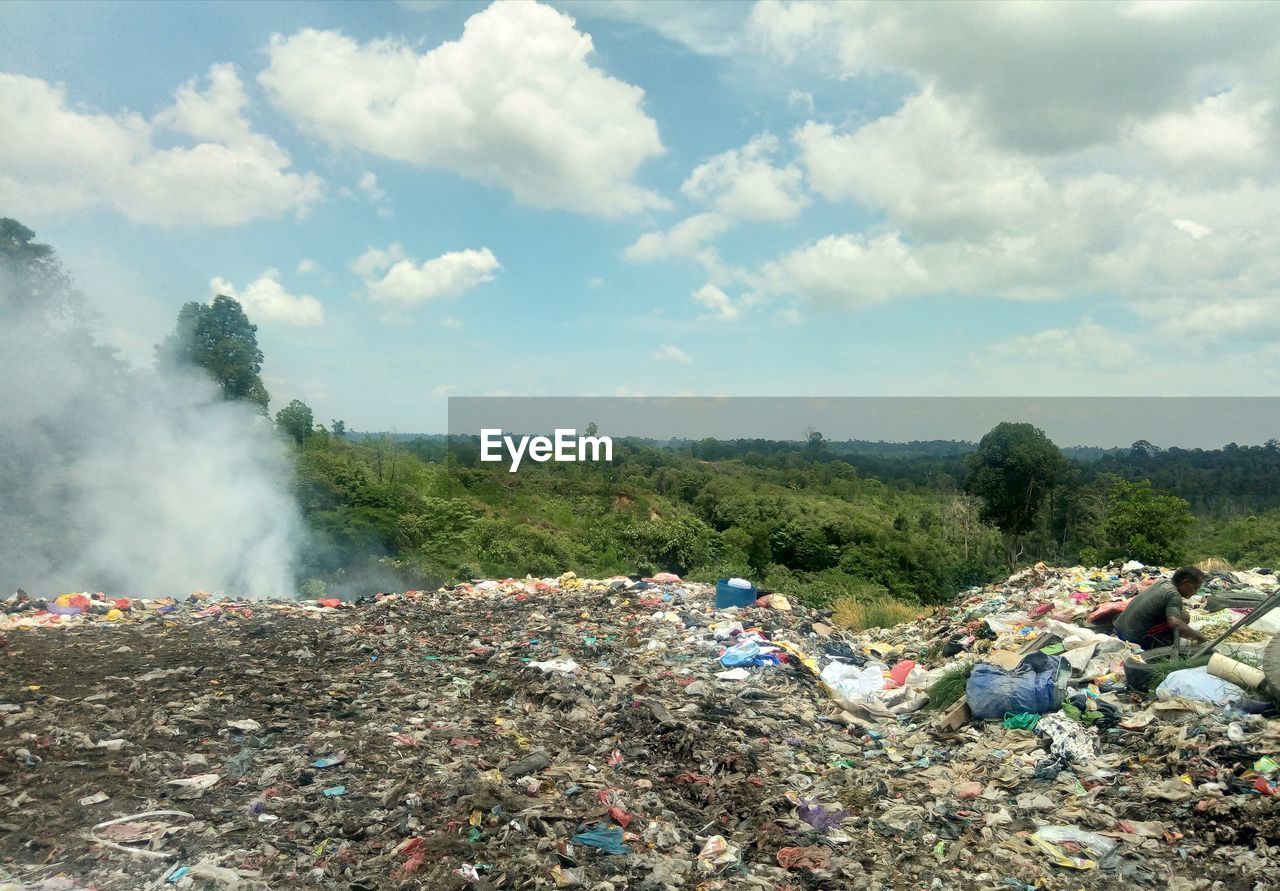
0,229,301,598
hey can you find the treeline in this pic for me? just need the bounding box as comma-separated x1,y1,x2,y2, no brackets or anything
290,433,1005,604
281,422,1280,602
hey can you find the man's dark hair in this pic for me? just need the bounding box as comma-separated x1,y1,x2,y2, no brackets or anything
1172,566,1206,588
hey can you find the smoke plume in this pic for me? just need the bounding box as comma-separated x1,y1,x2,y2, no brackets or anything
0,222,301,597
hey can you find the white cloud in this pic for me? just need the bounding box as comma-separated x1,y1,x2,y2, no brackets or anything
681,133,808,221
259,3,667,217
357,171,384,201
0,65,322,227
586,276,605,289
1156,297,1280,344
787,89,814,113
431,384,456,396
296,259,317,275
795,90,1052,240
210,268,325,326
353,243,404,280
440,316,463,329
991,321,1137,373
354,243,500,307
1172,219,1212,240
691,283,739,321
1128,89,1277,173
623,212,730,263
754,81,1280,319
748,1,1280,153
559,0,749,56
652,344,691,363
760,232,931,308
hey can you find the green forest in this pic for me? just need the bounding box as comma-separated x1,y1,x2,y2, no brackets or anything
285,423,1280,607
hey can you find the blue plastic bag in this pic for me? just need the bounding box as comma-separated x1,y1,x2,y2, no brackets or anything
720,641,780,668
720,642,762,667
572,827,630,855
966,652,1068,719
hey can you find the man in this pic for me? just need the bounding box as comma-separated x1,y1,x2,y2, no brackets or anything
1115,566,1207,649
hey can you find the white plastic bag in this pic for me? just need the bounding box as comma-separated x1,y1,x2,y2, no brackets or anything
1155,666,1246,705
820,662,886,702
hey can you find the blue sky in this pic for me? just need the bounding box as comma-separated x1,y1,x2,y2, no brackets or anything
4,1,1280,431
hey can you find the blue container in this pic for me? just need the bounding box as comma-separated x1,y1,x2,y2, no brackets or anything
715,578,758,609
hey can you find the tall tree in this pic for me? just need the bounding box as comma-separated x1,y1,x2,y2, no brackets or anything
276,399,314,446
964,422,1067,570
158,295,270,411
1,217,89,328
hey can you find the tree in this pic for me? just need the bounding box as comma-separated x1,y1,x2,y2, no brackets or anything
157,295,270,411
1101,479,1195,566
2,218,78,321
964,422,1067,570
275,399,314,446
805,427,826,458
332,419,346,438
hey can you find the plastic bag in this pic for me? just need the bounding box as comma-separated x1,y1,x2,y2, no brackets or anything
1030,825,1120,869
966,652,1068,719
1155,666,1246,705
571,827,629,855
720,642,762,666
820,662,886,702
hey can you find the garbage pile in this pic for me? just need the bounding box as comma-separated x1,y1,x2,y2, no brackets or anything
3,565,1279,890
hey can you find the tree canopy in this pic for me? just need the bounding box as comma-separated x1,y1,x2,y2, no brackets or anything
158,295,270,411
276,399,315,446
964,422,1068,569
1100,479,1195,566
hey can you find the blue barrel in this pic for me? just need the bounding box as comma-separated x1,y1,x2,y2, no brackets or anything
715,578,758,609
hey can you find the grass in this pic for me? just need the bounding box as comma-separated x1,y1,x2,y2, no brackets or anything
1145,654,1211,690
831,595,925,632
927,661,974,710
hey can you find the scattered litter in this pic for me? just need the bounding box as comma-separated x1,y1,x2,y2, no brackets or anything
3,564,1278,888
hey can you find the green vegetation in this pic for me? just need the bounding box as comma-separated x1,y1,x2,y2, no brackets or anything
1197,509,1280,569
157,295,270,411
275,399,315,446
1144,654,1212,691
287,431,1006,603
964,422,1068,570
1097,479,1196,566
831,594,925,631
927,662,974,710
276,418,1278,604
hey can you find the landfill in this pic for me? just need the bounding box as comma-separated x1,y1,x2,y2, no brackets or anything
2,564,1279,890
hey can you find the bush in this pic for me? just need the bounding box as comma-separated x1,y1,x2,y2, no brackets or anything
298,578,326,598
927,662,974,710
1101,480,1195,566
830,594,924,631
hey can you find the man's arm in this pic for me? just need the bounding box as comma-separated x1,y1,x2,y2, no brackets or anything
1167,613,1206,643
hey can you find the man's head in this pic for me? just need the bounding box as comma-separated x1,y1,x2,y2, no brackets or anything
1171,566,1206,596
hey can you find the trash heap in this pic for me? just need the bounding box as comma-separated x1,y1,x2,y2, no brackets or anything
2,566,1279,890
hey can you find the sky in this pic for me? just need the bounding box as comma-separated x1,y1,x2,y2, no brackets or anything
3,0,1280,433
